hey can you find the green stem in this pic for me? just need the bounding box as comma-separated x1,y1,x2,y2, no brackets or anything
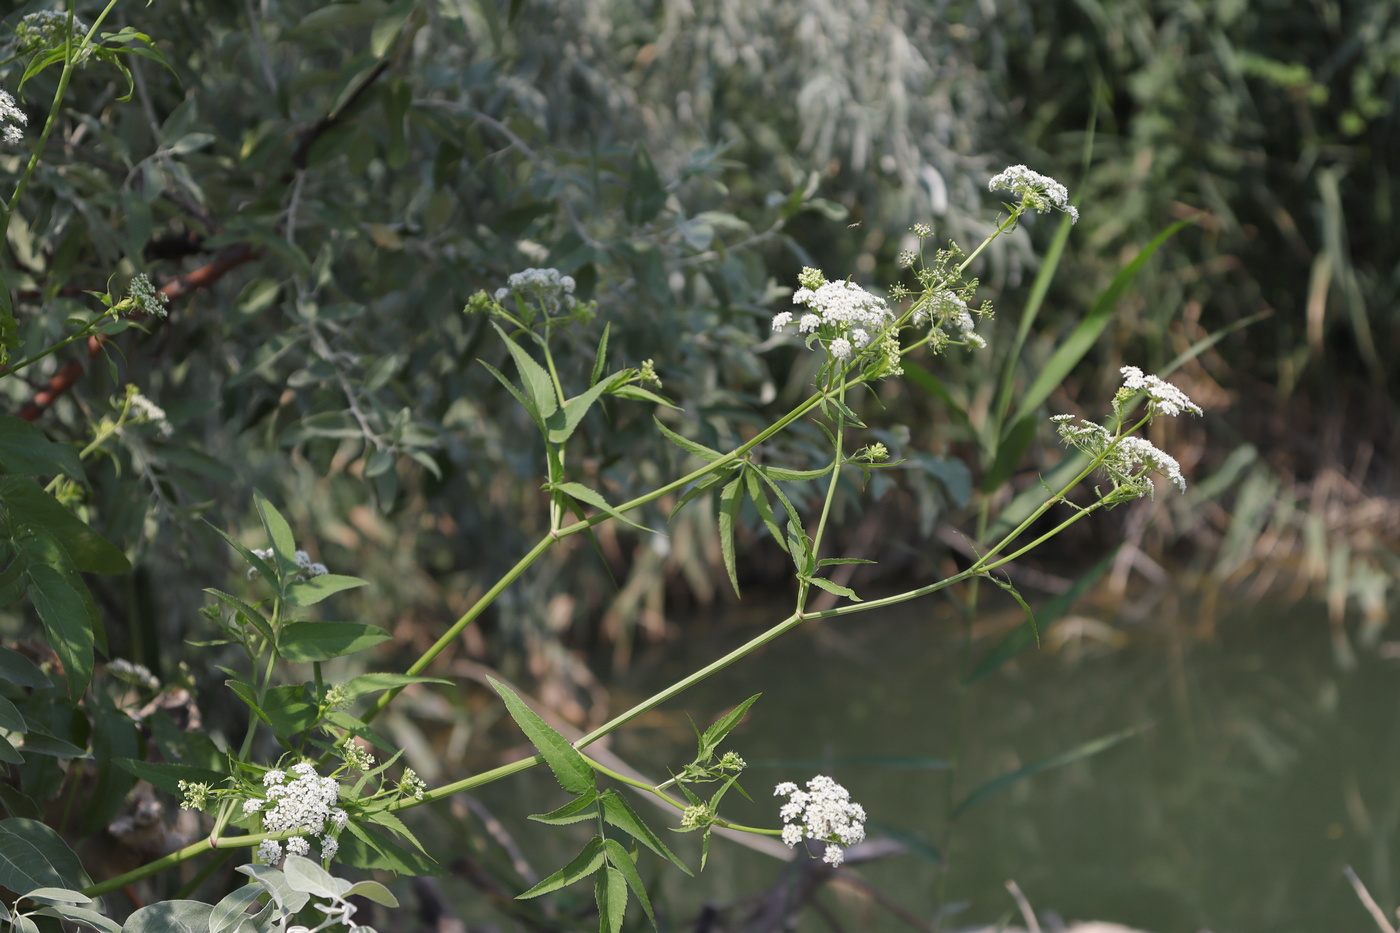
801,380,847,612
2,317,105,377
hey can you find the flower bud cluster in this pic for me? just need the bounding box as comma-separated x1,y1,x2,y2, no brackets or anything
127,274,170,318
248,548,329,580
988,164,1079,224
1117,366,1202,418
495,267,577,317
1052,415,1187,498
14,12,91,61
774,775,867,867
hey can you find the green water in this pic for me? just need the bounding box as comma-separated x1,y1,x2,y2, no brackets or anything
596,596,1400,933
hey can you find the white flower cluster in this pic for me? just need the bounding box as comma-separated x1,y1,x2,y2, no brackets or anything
1051,415,1188,496
0,89,26,146
988,164,1079,224
913,290,985,349
128,390,173,437
127,273,170,318
14,12,90,59
253,762,348,866
248,548,329,580
1118,366,1202,418
494,267,577,316
773,271,894,364
774,775,867,867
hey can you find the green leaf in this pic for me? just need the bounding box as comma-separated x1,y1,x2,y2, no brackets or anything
493,322,558,420
0,819,90,893
951,725,1145,819
980,414,1037,494
698,695,760,760
602,839,656,928
204,522,277,587
599,790,691,875
718,475,743,597
282,855,340,897
227,682,318,737
2,477,129,574
744,471,786,552
33,902,121,933
551,483,652,535
817,558,876,566
546,376,617,444
252,491,297,568
517,837,606,899
595,865,627,933
204,589,274,642
112,760,226,797
610,386,679,408
343,879,399,907
590,324,611,387
478,359,538,426
338,821,442,875
1010,218,1193,427
0,647,49,688
0,735,22,765
530,792,599,825
122,900,214,933
25,565,94,701
803,575,861,602
0,696,23,733
208,885,264,933
294,1,388,32
966,550,1116,685
277,622,391,662
653,417,723,463
0,418,83,480
282,573,369,607
236,863,309,915
489,678,595,796
339,673,451,700
757,465,831,482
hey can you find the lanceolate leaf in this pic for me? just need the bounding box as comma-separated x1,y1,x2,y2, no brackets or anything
653,417,723,463
951,725,1145,819
595,866,627,933
493,322,558,421
546,376,617,444
718,475,744,597
699,695,761,760
531,793,600,825
599,790,691,876
0,819,90,894
25,565,93,701
489,678,595,796
552,482,652,534
276,622,392,662
282,573,369,607
252,491,297,568
602,839,656,928
517,837,606,899
2,478,128,574
804,574,861,602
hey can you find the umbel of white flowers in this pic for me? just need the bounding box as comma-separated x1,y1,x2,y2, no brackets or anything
988,164,1079,224
774,775,867,867
0,89,26,145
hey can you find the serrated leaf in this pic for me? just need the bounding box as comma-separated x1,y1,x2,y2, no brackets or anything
817,558,876,566
590,324,610,387
599,791,691,876
596,865,627,933
479,359,538,425
489,678,594,795
339,673,451,700
744,471,786,552
653,417,722,462
804,575,861,601
551,483,652,535
602,839,656,928
610,385,679,408
699,695,760,760
518,837,606,899
757,465,831,482
493,323,558,420
277,621,392,662
667,468,732,521
718,475,744,597
530,793,599,825
546,376,617,444
205,589,274,642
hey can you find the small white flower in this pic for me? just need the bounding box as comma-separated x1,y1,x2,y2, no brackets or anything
320,835,339,861
0,89,26,146
242,798,265,815
497,267,578,315
127,390,173,437
798,313,821,333
1119,366,1202,418
285,836,310,858
256,839,283,865
771,311,794,331
829,337,852,362
774,775,866,869
988,164,1079,224
329,807,349,829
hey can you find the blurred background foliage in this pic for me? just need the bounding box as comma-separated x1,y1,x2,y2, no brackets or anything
0,0,1397,920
